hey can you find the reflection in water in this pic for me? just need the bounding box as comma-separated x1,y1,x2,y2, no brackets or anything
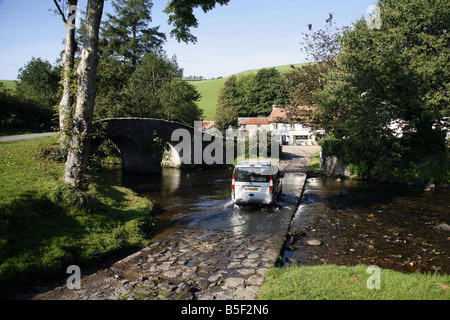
101,166,299,237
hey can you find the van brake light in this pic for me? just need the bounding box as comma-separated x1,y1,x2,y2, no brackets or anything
232,173,235,190
269,175,273,192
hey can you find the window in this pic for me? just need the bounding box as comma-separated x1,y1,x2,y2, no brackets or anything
290,124,296,130
235,168,271,182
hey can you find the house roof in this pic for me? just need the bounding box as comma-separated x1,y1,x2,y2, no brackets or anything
202,121,215,130
268,106,316,123
238,117,269,125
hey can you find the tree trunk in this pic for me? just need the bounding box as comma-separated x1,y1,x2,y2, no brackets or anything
59,1,78,154
64,0,104,189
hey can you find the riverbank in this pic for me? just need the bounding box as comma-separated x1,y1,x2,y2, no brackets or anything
0,136,159,298
309,150,449,190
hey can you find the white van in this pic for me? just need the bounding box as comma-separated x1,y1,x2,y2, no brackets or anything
231,160,283,205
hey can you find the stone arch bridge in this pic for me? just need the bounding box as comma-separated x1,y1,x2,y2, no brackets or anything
90,118,227,173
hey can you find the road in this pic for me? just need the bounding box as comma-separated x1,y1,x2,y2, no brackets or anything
29,146,320,300
0,132,56,142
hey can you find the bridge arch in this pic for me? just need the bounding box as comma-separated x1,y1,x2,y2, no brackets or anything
90,118,214,173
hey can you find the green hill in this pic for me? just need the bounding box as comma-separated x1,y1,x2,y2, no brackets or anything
188,63,306,120
0,80,17,90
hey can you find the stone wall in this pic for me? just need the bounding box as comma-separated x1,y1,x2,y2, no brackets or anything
322,155,352,178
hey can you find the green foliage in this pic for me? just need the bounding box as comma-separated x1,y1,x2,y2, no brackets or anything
16,57,61,108
164,0,230,43
0,57,59,135
315,0,450,184
100,0,166,66
214,68,289,130
317,0,449,153
321,138,450,184
117,52,202,125
214,75,241,130
0,84,56,135
94,59,134,119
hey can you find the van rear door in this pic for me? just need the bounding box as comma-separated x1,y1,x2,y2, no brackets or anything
234,167,273,203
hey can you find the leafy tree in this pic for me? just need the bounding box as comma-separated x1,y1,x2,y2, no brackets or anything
0,83,55,134
253,68,289,116
100,0,166,66
16,57,61,108
159,80,203,125
93,59,134,119
284,17,347,127
164,0,230,43
214,75,241,130
121,52,202,125
214,68,289,129
316,0,449,182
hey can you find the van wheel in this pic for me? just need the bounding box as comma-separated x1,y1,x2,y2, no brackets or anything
277,188,282,200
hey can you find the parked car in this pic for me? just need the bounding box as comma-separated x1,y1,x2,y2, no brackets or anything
231,160,283,205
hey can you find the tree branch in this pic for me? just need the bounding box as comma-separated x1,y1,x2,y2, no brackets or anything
53,0,67,24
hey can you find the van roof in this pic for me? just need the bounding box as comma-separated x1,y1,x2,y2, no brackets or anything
235,160,276,167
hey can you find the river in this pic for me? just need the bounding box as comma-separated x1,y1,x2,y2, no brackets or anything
102,166,449,275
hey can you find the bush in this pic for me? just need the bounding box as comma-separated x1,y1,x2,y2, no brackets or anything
0,84,56,135
321,138,449,184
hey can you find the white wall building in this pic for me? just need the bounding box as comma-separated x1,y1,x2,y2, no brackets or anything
268,106,324,146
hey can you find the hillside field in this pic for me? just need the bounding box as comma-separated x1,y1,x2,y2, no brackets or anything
188,63,306,120
0,80,17,90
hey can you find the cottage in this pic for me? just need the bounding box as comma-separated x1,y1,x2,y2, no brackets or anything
237,117,270,137
268,106,324,146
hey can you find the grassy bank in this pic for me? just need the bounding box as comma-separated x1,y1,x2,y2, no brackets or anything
306,150,324,176
0,136,157,297
258,264,449,300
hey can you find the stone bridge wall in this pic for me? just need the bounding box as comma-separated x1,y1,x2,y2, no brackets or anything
90,118,227,173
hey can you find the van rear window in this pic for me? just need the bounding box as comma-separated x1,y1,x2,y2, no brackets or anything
235,168,271,182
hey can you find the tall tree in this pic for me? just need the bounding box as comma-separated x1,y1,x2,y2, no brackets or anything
316,0,449,178
119,51,203,125
284,17,347,126
100,0,166,66
64,0,104,188
53,0,79,153
214,75,241,130
253,68,289,116
63,0,231,189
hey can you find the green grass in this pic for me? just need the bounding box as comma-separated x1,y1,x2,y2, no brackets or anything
0,136,157,297
0,80,17,90
258,265,450,300
307,150,324,176
188,63,307,120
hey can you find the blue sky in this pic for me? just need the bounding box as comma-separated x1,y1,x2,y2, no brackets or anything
0,0,378,80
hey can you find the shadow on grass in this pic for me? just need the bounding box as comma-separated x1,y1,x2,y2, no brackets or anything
0,191,84,296
0,177,159,298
